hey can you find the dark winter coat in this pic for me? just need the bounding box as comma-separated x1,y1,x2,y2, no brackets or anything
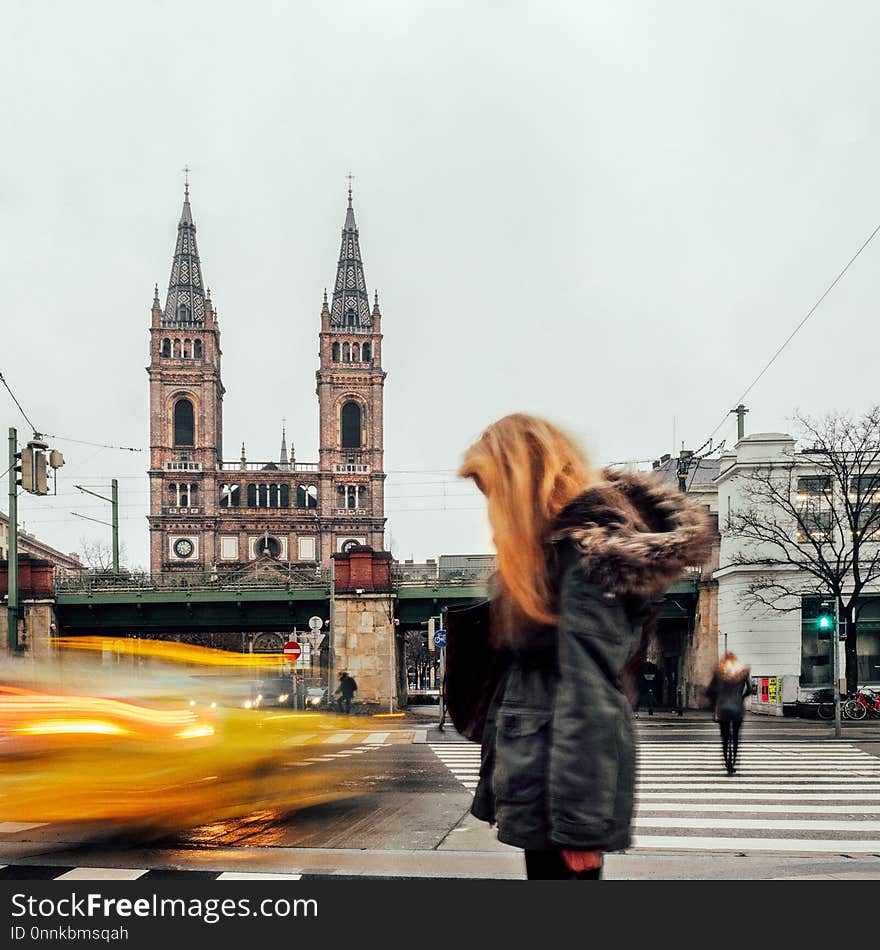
706,667,751,722
338,675,357,699
471,470,713,853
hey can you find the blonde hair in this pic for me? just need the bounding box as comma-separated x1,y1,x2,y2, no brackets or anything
459,414,598,626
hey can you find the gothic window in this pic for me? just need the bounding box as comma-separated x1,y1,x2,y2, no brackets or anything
297,484,318,509
193,339,203,359
341,401,362,448
219,483,240,507
247,484,257,507
342,343,350,362
332,342,340,362
258,483,270,507
161,338,171,358
256,536,281,558
352,343,361,362
172,339,181,358
173,398,195,446
168,483,177,505
177,303,191,323
280,484,290,508
362,342,371,362
179,483,190,506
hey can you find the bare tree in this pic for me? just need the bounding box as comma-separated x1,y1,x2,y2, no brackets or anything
79,538,129,573
725,408,880,693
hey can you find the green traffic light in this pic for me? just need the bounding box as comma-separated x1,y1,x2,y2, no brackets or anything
817,615,833,630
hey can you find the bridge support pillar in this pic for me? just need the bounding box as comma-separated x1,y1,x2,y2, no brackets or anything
331,547,397,710
0,556,58,657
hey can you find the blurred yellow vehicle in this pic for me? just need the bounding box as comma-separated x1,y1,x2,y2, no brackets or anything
0,642,370,839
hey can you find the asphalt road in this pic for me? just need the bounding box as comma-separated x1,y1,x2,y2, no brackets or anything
2,714,880,879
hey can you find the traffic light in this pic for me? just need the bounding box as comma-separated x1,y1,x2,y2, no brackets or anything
19,445,34,492
34,450,47,495
816,600,835,640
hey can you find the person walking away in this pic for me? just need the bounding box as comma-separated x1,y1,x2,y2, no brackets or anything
458,414,712,880
335,671,358,713
706,652,751,775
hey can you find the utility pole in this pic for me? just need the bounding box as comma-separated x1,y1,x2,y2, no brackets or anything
833,596,842,738
328,555,335,700
73,480,119,572
7,428,19,653
731,404,749,441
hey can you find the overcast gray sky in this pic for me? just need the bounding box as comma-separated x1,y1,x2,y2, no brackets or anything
3,0,880,568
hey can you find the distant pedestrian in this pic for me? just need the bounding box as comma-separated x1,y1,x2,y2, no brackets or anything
636,663,658,718
335,671,358,713
457,414,712,880
706,652,751,775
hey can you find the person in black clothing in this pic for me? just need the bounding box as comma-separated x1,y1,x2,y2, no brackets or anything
458,414,712,880
335,671,357,713
706,652,751,775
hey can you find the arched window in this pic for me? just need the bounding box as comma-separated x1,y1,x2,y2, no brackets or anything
183,339,191,359
168,483,177,505
297,484,318,509
341,401,362,448
246,484,257,507
161,338,171,357
258,484,270,507
173,398,195,446
332,342,340,361
219,484,240,507
193,339,203,359
179,484,190,506
177,303,191,323
172,339,181,358
280,484,290,508
342,343,350,362
362,342,371,362
352,343,361,362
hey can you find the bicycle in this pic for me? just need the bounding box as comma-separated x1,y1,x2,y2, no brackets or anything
843,687,880,721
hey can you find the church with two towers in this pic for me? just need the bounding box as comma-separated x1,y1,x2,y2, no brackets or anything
147,183,387,574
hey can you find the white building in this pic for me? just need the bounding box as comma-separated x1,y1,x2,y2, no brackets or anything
715,432,880,714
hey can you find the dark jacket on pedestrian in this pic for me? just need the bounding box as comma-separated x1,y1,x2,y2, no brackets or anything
706,666,751,722
471,470,713,853
338,674,357,699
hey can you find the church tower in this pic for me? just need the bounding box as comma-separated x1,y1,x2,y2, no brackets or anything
315,187,387,556
147,182,224,572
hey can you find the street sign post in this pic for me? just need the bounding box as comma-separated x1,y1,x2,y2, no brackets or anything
283,641,302,662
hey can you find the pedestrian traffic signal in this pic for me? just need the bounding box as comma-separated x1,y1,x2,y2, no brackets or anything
816,601,835,639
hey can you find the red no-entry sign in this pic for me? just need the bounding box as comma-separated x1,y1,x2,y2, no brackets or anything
283,641,302,660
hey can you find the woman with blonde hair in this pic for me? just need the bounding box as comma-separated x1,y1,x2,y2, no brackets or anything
458,414,712,879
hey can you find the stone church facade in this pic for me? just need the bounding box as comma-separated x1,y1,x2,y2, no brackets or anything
147,184,387,574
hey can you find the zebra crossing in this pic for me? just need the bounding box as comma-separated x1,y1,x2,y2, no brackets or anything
428,739,880,855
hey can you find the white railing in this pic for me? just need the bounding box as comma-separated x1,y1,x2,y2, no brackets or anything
165,461,202,472
334,508,370,516
333,463,371,474
219,461,320,473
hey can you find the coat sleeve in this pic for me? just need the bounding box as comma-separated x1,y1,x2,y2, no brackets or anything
547,558,635,850
706,675,718,704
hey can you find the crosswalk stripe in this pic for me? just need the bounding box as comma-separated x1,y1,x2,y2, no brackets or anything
55,868,149,880
0,822,47,834
632,835,880,854
216,872,303,880
634,816,880,831
324,733,355,744
637,803,880,814
364,733,390,744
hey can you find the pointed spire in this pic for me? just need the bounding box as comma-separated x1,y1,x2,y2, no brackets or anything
321,288,330,318
279,423,289,469
152,283,161,310
163,178,207,327
372,289,381,319
330,186,371,328
240,441,247,471
289,442,295,465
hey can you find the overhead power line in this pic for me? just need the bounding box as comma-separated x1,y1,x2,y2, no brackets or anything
0,370,39,434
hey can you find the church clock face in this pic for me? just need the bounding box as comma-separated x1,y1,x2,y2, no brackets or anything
173,538,195,559
341,539,359,554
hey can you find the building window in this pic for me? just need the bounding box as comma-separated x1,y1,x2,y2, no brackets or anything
161,338,171,357
220,536,238,560
297,484,318,509
177,303,191,323
172,339,181,358
298,536,316,561
850,474,880,539
362,342,371,362
342,342,350,362
173,398,195,446
247,484,257,507
352,343,361,362
193,339,203,359
279,484,290,508
796,475,832,542
256,536,281,558
346,309,357,327
341,401,362,448
332,342,340,361
219,483,240,507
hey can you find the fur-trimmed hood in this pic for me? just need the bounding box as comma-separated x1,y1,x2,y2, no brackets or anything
548,469,714,597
